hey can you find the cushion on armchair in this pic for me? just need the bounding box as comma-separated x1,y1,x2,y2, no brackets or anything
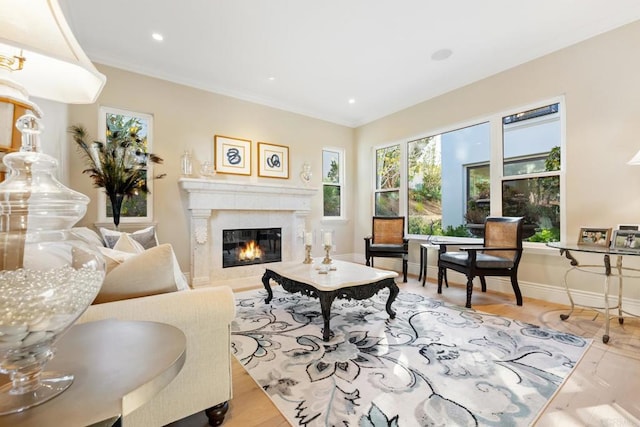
368,243,407,253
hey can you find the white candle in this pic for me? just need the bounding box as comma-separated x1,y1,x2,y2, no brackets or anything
305,232,313,245
323,232,332,246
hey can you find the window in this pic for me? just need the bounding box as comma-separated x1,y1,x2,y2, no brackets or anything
395,99,563,242
465,163,490,226
502,103,561,242
374,144,400,216
97,106,155,224
407,136,441,233
407,122,490,236
322,148,344,217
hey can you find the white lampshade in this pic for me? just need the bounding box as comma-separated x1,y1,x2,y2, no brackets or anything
0,0,106,104
628,149,640,165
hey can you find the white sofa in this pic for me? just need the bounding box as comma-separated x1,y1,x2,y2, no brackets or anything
78,286,236,426
73,226,236,425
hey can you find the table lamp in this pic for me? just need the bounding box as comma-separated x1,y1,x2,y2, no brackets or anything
0,0,107,414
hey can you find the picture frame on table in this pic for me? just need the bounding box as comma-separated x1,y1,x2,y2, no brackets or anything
577,227,611,247
616,224,640,231
257,142,289,179
214,135,252,176
610,229,640,251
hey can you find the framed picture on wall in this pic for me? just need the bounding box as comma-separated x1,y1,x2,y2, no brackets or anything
257,142,289,179
577,227,611,247
214,135,252,176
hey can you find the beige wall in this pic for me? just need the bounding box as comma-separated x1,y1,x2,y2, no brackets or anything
64,65,354,272
355,20,640,301
45,20,640,304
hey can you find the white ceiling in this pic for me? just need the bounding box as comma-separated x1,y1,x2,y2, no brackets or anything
59,0,640,128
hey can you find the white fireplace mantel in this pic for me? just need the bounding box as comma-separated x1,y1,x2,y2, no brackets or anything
179,178,317,211
179,178,318,286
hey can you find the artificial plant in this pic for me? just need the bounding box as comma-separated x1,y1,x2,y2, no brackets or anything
69,120,165,228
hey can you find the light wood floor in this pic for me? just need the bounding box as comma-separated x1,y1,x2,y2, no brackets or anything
171,276,640,427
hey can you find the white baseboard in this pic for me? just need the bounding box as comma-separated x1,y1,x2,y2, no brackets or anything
343,254,640,314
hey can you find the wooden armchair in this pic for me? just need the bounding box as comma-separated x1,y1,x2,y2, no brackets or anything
437,216,524,308
364,216,408,282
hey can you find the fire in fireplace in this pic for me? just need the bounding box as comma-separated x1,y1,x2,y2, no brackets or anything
222,227,282,268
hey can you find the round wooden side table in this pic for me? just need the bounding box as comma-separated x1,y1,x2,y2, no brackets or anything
0,319,186,427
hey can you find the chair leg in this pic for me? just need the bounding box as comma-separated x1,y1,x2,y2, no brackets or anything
418,247,424,282
402,258,408,283
443,269,449,288
437,267,444,294
511,274,523,306
465,276,474,308
365,255,371,267
479,276,487,292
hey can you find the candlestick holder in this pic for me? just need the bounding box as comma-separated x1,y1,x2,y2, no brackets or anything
303,244,312,264
322,245,332,264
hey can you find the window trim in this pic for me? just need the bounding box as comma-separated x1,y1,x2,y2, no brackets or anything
322,147,346,220
372,141,405,218
375,96,566,243
96,106,155,225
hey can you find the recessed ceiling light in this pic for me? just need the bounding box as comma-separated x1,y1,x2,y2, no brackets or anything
348,98,356,104
431,48,452,61
152,33,164,42
268,76,276,81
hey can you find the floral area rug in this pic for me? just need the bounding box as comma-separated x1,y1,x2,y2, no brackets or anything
231,287,591,427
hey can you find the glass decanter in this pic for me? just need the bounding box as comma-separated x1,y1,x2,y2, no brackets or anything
0,114,105,414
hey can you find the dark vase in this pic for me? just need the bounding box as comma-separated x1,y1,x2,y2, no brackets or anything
109,193,125,229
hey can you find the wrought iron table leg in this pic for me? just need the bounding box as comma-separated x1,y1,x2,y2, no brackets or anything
603,255,611,344
616,256,624,325
386,282,399,318
319,294,337,341
261,271,273,304
559,250,577,321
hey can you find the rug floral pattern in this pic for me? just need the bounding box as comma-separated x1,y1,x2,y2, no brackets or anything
231,288,589,427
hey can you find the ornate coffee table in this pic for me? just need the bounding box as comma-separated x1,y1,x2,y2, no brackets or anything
262,259,399,341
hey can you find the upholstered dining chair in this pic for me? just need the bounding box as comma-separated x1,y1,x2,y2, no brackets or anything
436,216,524,308
364,216,408,282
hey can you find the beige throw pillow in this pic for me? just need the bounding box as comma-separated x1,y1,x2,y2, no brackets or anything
98,247,137,274
94,243,180,304
113,233,145,254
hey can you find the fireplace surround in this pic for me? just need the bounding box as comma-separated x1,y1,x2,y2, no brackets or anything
179,178,317,287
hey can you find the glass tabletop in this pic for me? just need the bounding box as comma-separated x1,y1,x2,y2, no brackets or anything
546,241,640,256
